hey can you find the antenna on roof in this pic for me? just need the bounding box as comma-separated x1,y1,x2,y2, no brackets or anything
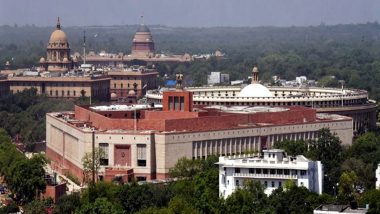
140,14,144,25
83,30,86,64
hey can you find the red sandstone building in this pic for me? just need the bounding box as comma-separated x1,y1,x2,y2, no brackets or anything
46,88,352,183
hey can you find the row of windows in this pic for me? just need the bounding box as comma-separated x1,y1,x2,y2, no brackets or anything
194,100,364,107
113,83,138,89
98,143,147,167
234,168,307,176
47,89,109,97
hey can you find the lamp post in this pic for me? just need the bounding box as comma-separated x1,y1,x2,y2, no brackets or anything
92,129,95,184
339,80,345,107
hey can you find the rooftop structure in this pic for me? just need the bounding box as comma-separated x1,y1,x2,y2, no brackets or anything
7,71,110,101
147,67,376,134
46,81,352,183
314,204,367,214
218,149,323,197
108,65,158,100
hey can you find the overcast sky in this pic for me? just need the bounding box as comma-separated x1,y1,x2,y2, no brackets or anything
1,0,380,27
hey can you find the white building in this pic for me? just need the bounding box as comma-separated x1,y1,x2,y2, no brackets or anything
217,149,323,198
376,164,380,189
207,72,230,85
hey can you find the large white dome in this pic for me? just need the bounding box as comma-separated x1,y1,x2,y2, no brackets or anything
238,83,273,97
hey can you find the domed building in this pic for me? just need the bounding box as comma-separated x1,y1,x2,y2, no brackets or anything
40,17,74,72
238,67,273,98
131,23,155,58
146,68,377,134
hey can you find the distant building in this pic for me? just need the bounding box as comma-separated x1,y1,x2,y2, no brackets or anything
296,76,307,85
108,65,158,100
8,72,110,101
217,149,323,198
207,72,230,85
46,83,352,183
0,75,9,97
131,24,155,58
84,22,193,65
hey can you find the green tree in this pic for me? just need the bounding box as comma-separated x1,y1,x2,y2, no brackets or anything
53,192,81,214
78,197,124,214
337,171,359,203
273,140,308,156
24,200,49,214
307,128,343,194
360,189,380,214
81,147,105,184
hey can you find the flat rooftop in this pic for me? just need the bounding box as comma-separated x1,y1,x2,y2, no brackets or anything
90,104,163,112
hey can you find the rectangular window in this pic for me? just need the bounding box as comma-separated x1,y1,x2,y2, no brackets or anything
99,143,109,166
300,170,307,176
263,169,268,174
180,96,184,111
174,96,180,110
270,169,276,174
249,168,255,174
264,181,267,187
168,96,172,110
271,181,275,187
284,169,290,175
137,144,147,167
235,179,239,187
256,168,262,174
235,168,240,173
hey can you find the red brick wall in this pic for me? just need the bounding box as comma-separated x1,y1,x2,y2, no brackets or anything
162,91,193,111
74,105,316,132
46,147,84,182
42,183,66,203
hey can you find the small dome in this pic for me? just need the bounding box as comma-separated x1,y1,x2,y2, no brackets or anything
128,90,136,96
50,29,68,43
110,93,117,100
39,57,45,63
238,83,273,98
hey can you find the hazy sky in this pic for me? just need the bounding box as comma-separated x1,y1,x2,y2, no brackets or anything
1,0,380,27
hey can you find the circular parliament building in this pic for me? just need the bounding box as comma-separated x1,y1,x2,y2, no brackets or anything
146,67,377,134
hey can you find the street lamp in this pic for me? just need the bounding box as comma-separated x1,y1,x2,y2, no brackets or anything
339,80,345,107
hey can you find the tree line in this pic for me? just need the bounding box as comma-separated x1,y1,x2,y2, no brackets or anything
2,23,380,99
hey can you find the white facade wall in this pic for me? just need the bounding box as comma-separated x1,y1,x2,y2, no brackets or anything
376,164,380,189
207,72,221,85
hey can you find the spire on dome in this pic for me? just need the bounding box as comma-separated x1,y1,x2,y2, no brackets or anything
140,14,144,25
252,66,259,84
56,17,61,29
